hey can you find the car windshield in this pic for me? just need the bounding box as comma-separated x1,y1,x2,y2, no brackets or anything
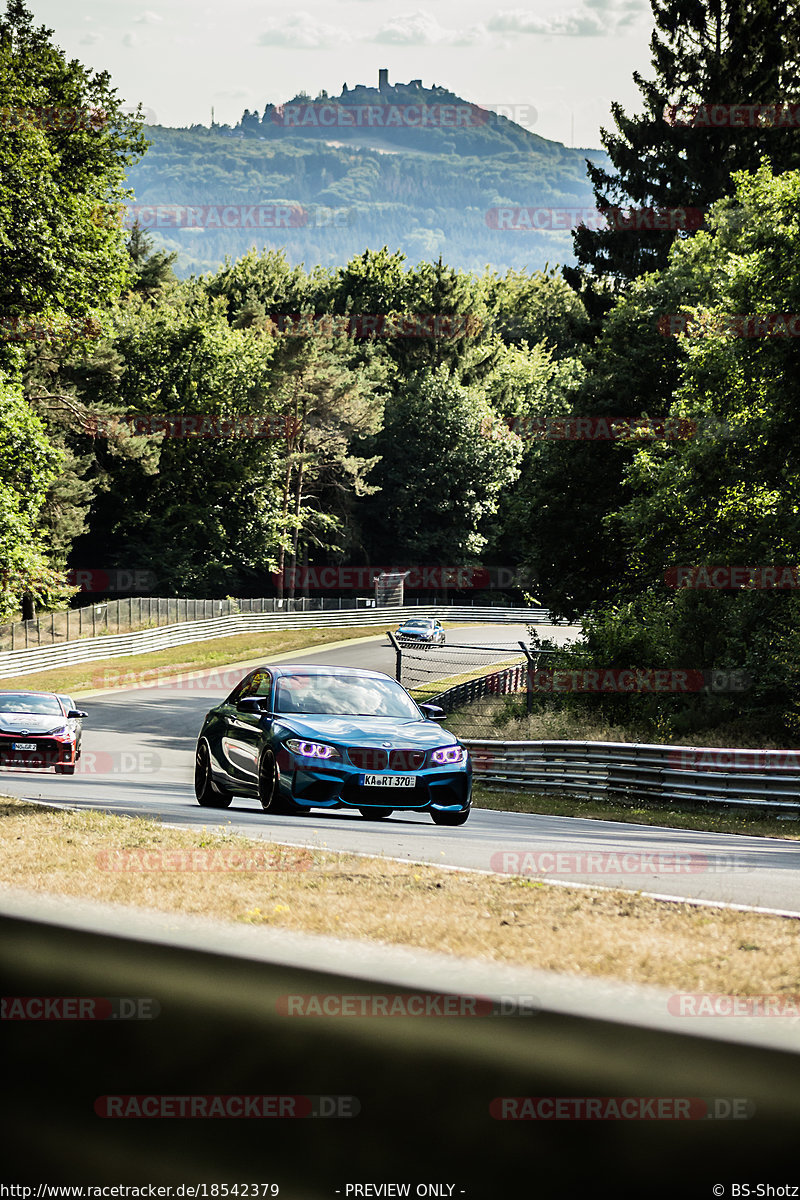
0,692,64,715
403,620,430,628
275,674,421,718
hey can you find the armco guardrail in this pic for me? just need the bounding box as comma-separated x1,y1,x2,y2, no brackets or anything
0,605,549,680
3,893,800,1190
465,738,800,811
431,661,527,712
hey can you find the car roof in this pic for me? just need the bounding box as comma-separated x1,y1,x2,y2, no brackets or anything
0,689,59,697
267,665,395,681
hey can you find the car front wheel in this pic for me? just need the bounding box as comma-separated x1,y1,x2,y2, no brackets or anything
55,764,76,775
430,808,470,826
258,750,302,815
195,740,234,808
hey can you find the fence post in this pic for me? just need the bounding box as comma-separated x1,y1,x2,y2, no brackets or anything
519,641,537,716
388,632,402,683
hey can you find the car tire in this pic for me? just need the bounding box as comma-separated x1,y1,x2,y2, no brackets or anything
258,750,302,815
195,740,234,808
430,808,470,826
358,807,393,819
55,764,76,775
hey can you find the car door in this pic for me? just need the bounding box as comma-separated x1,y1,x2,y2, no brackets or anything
219,670,273,785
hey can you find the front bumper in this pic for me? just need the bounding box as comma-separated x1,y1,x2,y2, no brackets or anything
0,734,76,769
277,746,471,811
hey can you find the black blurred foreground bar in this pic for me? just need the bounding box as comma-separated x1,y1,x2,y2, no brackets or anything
1,893,799,1199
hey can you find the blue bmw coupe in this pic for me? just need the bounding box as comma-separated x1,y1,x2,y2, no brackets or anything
194,664,472,825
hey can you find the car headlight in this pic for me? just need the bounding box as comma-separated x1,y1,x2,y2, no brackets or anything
286,738,340,761
430,745,466,766
54,726,75,739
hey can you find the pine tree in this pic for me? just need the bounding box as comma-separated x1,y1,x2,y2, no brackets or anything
567,0,800,293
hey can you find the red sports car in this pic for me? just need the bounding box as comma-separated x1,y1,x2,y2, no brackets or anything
0,690,87,775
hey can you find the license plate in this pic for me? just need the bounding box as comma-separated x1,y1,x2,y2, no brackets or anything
12,742,37,751
361,774,416,788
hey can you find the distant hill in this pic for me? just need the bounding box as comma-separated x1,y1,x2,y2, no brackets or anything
123,72,609,276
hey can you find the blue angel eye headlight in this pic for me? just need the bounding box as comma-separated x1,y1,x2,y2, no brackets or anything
286,738,340,761
430,745,466,766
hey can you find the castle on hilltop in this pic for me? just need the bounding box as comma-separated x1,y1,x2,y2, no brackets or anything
341,71,439,97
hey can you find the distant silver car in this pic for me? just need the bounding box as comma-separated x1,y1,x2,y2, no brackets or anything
394,618,446,649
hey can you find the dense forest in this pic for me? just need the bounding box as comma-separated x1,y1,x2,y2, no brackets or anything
2,0,800,742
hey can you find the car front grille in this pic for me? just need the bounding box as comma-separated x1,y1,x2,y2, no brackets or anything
389,749,425,770
346,748,426,771
347,748,389,771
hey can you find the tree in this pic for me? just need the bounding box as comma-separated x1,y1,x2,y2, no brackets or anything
0,0,148,331
68,286,286,595
483,267,589,358
126,224,178,297
572,164,800,736
0,372,73,620
364,365,521,563
267,333,385,596
568,0,800,291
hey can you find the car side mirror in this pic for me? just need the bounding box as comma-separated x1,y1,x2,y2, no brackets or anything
68,709,87,719
419,703,445,720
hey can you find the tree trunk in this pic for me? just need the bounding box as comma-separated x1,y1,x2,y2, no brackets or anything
288,399,308,600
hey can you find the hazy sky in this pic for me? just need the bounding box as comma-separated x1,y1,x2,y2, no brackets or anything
29,0,657,147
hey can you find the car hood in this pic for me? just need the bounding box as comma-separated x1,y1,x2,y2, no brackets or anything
272,714,458,749
0,712,66,735
398,626,431,635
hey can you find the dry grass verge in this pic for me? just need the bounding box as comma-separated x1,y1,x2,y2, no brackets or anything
2,795,798,996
